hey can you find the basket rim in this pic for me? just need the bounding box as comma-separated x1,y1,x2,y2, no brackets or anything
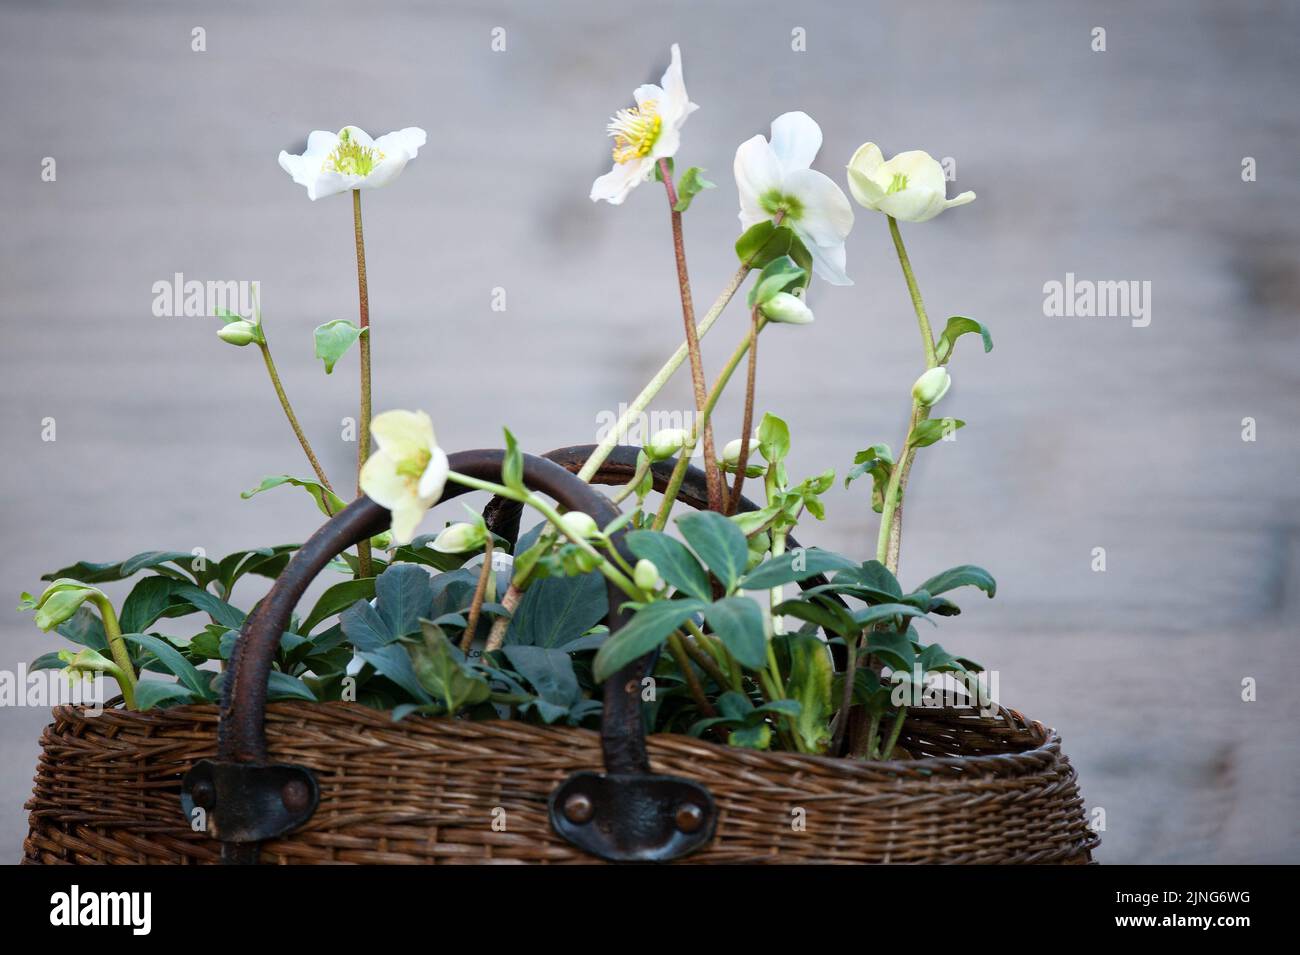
46,698,1066,783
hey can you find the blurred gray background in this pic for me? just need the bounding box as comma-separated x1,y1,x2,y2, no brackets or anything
2,0,1297,863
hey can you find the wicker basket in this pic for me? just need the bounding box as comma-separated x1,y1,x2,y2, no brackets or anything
22,447,1098,864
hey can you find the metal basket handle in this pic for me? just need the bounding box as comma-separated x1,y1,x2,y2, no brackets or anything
185,448,719,863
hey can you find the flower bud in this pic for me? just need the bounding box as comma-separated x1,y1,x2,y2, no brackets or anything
560,511,600,540
911,367,951,407
430,521,487,554
721,434,759,467
633,558,662,592
646,428,690,461
217,320,260,346
759,291,814,325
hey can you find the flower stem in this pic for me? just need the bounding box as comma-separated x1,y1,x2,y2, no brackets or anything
256,341,336,507
658,159,723,512
578,264,751,483
652,319,767,530
726,307,761,515
459,536,494,653
91,596,137,710
887,215,937,369
881,706,908,760
352,189,374,578
876,216,938,573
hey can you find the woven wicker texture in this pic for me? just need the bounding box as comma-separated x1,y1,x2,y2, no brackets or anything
24,700,1097,864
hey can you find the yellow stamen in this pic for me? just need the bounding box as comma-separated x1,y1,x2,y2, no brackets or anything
324,127,385,177
608,100,662,165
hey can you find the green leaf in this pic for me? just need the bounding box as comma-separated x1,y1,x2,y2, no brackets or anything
360,643,433,704
502,645,581,707
677,511,748,593
506,572,607,648
29,651,66,672
374,563,433,638
728,723,772,749
408,622,490,712
784,632,832,753
772,597,858,637
850,602,930,630
40,551,197,585
863,629,916,673
746,256,807,308
170,584,246,630
704,597,767,670
502,428,524,492
301,577,376,634
845,444,894,513
313,319,366,374
673,166,716,212
265,670,318,701
134,681,200,710
917,564,997,599
119,576,187,634
734,221,813,274
625,531,712,601
910,418,965,448
241,475,347,519
592,598,707,683
740,548,858,590
757,412,791,463
56,607,108,650
935,316,993,364
124,633,216,700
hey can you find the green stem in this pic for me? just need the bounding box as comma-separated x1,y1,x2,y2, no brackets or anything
881,706,908,760
887,215,937,369
256,341,336,506
352,189,374,578
652,319,768,530
91,596,137,710
578,264,752,483
668,632,717,719
446,470,640,600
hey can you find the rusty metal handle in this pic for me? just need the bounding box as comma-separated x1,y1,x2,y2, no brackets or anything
219,449,647,777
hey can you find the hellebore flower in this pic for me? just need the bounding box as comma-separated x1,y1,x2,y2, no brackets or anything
847,144,975,222
358,410,449,545
734,111,855,285
912,367,952,407
279,126,427,201
591,44,698,205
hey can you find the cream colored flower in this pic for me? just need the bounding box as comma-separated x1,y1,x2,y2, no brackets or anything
847,144,975,222
591,44,698,205
358,410,449,545
279,126,427,201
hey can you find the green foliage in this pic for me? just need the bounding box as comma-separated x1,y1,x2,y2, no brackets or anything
935,316,993,364
313,319,366,374
910,418,965,448
746,256,807,308
241,475,347,518
734,221,813,274
673,166,715,212
845,444,894,512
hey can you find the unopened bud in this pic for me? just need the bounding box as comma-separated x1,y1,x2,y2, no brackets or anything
560,511,600,540
217,320,260,346
431,521,487,554
633,558,662,592
759,291,814,325
911,367,951,407
646,428,690,461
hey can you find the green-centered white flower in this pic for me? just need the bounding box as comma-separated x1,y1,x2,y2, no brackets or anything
279,126,427,201
847,144,975,222
591,44,698,205
735,111,855,285
358,410,449,545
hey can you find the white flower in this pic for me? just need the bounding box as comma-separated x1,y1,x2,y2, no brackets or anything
759,291,815,325
590,44,698,205
734,112,855,285
358,410,449,545
847,144,975,222
278,126,427,201
911,367,952,407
